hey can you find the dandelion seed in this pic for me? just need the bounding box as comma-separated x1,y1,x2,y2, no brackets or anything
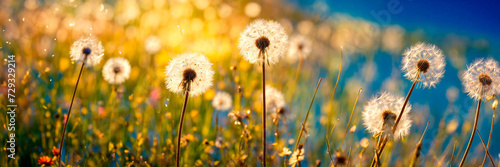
70,36,104,67
212,91,232,111
462,58,500,100
362,92,412,140
401,42,445,88
262,85,286,113
238,19,288,65
286,34,312,63
164,53,214,97
102,57,131,85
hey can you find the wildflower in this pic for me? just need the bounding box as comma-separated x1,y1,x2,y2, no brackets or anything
278,147,292,157
401,42,445,88
70,36,104,67
38,156,53,166
362,92,412,140
52,146,60,156
212,91,233,111
102,57,131,85
262,85,286,113
288,144,305,165
286,34,312,63
462,59,500,100
360,138,369,148
145,36,161,54
165,53,214,97
238,19,288,65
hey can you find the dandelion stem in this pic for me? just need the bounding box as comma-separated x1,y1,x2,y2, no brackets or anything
481,113,495,167
451,140,457,167
58,60,85,167
329,49,343,133
326,119,340,167
338,88,362,151
409,121,430,167
459,98,482,167
393,77,418,134
176,82,190,167
475,128,495,167
214,109,219,141
293,78,322,151
262,59,267,167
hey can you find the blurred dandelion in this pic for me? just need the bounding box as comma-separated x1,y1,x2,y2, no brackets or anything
286,34,312,63
363,92,412,140
262,85,285,112
402,42,446,88
459,58,500,167
212,91,232,141
212,91,233,111
165,53,214,167
69,36,104,67
102,57,131,85
278,147,292,157
58,36,104,166
239,19,287,167
144,36,161,54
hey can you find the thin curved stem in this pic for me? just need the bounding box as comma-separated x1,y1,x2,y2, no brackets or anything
475,129,495,167
393,77,418,134
459,98,482,167
451,140,457,167
338,88,362,150
176,83,190,167
482,113,495,167
293,78,322,151
409,121,430,167
262,59,267,167
58,61,85,167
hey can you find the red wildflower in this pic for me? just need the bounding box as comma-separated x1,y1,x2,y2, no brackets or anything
52,146,60,156
38,156,53,166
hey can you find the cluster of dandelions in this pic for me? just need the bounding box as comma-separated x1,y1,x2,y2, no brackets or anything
102,57,131,85
238,19,288,65
70,36,104,67
401,42,445,88
164,53,215,97
462,58,500,100
362,92,412,140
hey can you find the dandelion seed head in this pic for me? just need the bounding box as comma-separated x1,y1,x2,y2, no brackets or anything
401,42,445,88
238,19,288,65
70,36,104,67
102,57,131,85
462,58,500,100
261,85,286,113
212,91,233,111
165,53,214,97
362,92,412,140
286,34,312,63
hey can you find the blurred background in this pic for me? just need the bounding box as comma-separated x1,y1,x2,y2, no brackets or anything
0,0,499,166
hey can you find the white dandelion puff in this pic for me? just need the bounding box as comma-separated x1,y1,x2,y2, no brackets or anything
462,58,500,100
70,36,104,67
102,57,131,85
145,36,161,54
212,91,233,111
286,34,312,63
238,19,288,65
401,42,445,88
362,92,412,140
261,85,286,113
165,53,214,97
